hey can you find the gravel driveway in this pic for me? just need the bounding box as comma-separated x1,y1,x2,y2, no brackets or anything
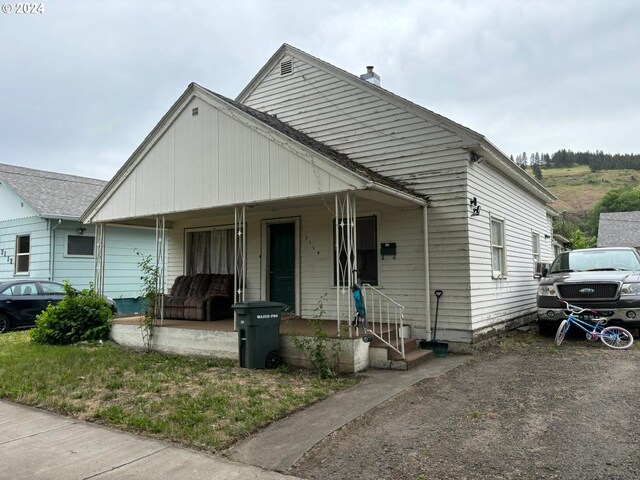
290,329,640,480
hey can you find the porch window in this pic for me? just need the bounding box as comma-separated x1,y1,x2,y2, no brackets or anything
67,235,95,256
186,228,234,275
490,217,506,278
334,215,378,286
15,235,30,274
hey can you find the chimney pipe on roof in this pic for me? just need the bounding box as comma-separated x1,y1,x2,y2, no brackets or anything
360,65,380,86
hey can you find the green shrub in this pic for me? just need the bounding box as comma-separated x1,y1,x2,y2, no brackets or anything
30,281,113,345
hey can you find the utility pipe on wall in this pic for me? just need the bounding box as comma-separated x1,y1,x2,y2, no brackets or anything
423,206,432,340
48,219,62,281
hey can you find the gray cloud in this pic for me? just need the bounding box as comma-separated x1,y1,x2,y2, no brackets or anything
1,0,638,179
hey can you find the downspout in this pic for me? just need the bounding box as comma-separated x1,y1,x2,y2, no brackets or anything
49,219,62,281
423,206,432,340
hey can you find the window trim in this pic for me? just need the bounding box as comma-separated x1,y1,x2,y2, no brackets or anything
65,234,95,258
532,231,541,263
183,224,235,275
14,234,30,275
489,216,507,279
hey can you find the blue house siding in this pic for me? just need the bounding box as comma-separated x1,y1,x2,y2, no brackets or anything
0,180,38,221
0,216,51,280
103,225,157,313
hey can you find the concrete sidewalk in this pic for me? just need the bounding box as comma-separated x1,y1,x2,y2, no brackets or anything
224,355,469,472
0,401,299,480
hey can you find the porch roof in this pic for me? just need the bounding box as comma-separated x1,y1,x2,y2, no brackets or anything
82,83,426,225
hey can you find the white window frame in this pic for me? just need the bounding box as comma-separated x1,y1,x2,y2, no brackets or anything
490,217,507,278
14,234,30,275
332,213,381,287
65,234,95,257
532,232,540,264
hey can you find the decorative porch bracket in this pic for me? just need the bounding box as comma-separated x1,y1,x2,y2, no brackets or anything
93,223,105,296
155,215,166,325
335,193,357,337
234,205,247,329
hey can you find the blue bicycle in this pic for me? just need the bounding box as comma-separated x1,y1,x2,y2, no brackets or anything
555,301,634,349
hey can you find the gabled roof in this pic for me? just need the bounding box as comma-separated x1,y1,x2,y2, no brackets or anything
598,211,640,247
0,163,106,219
237,44,555,204
82,83,426,223
204,88,424,201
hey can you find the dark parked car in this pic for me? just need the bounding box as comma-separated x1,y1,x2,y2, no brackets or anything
537,247,640,335
0,280,116,333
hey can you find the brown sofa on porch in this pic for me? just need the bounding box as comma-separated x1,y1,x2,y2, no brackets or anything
163,274,234,321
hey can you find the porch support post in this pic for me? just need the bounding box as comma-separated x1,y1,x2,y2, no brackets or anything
155,215,166,326
423,205,432,340
335,193,357,337
234,205,246,329
93,223,105,296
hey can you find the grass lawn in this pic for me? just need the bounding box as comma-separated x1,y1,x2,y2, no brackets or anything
0,332,356,452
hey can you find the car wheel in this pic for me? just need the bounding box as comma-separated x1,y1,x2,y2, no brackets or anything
538,321,557,336
0,314,10,334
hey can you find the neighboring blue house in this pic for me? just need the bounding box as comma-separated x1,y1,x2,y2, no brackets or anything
0,163,156,313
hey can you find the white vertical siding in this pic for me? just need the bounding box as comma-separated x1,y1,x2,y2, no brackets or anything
90,95,364,223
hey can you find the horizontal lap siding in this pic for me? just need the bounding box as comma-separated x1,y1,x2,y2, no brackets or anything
244,55,473,336
166,200,427,327
0,217,49,280
467,164,554,331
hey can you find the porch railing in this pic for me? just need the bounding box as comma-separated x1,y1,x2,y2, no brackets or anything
362,284,406,359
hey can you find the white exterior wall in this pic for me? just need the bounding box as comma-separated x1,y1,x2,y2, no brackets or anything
88,93,364,224
242,54,474,338
466,162,555,339
165,198,427,330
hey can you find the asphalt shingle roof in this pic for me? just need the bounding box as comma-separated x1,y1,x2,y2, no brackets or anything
598,211,640,247
0,163,106,219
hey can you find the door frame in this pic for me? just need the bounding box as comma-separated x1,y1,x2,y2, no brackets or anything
261,217,300,315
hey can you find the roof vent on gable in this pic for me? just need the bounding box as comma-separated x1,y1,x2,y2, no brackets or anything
280,59,293,76
359,66,380,86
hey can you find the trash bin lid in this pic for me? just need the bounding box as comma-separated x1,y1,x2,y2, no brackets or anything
232,301,286,310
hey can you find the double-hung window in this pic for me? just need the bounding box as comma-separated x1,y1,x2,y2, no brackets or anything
532,232,540,264
490,218,506,278
15,235,30,274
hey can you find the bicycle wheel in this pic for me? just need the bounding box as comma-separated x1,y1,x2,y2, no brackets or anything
555,320,569,347
600,326,634,350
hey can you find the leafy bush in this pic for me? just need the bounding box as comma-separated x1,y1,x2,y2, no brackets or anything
30,281,113,345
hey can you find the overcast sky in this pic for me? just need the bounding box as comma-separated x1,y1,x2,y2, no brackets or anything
1,0,638,180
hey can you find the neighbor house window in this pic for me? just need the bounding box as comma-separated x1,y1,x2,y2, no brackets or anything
490,218,506,277
532,232,540,263
186,227,234,275
67,235,95,256
15,235,30,274
334,215,378,286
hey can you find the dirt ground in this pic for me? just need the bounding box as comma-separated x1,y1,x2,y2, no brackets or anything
289,328,640,480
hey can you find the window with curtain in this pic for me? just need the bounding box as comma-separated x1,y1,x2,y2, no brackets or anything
186,228,234,275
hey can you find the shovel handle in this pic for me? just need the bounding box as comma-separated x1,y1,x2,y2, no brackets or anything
434,290,443,298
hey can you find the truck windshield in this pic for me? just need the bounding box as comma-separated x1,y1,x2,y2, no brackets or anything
549,249,640,273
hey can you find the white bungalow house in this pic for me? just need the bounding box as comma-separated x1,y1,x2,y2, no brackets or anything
0,163,157,313
82,44,556,366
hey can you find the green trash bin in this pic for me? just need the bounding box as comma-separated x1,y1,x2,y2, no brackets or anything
233,301,284,369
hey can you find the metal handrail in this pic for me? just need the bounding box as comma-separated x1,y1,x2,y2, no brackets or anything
362,284,406,358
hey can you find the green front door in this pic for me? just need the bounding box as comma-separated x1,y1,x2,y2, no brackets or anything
269,223,295,309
